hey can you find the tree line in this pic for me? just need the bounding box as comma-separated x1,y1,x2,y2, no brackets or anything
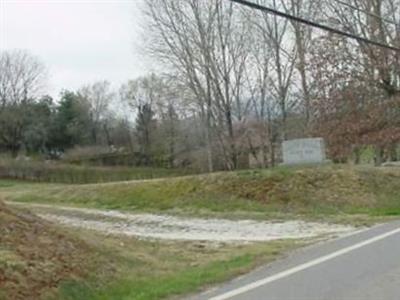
0,51,207,169
143,0,400,169
0,0,399,170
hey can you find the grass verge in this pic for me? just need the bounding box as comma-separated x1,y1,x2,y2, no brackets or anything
56,228,305,300
0,200,307,300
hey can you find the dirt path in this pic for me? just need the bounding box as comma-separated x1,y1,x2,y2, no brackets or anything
8,202,356,243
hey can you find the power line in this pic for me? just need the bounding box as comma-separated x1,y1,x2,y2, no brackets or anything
332,0,399,26
228,0,400,52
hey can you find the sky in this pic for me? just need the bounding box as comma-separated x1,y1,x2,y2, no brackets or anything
1,0,149,98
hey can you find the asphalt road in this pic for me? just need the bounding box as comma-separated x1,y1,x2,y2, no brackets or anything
190,220,400,300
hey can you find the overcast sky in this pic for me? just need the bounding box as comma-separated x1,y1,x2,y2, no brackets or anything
1,0,149,98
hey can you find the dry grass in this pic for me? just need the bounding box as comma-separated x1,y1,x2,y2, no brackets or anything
0,200,95,300
1,165,399,299
0,199,307,300
55,227,305,300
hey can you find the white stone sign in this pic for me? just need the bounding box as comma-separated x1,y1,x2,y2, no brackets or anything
282,138,326,165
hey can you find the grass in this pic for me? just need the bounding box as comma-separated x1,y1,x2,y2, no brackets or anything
55,228,304,300
1,200,307,300
2,164,400,222
2,164,400,299
0,201,91,300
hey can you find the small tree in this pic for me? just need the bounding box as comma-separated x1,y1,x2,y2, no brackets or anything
135,103,156,165
49,91,91,151
78,81,114,145
23,96,53,154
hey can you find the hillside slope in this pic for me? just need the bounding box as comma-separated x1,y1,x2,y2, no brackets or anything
2,165,400,220
0,165,399,300
0,200,91,300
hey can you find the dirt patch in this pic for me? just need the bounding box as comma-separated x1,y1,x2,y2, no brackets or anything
13,203,356,243
0,200,90,300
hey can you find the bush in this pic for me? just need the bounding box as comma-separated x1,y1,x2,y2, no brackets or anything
62,145,112,162
0,158,192,184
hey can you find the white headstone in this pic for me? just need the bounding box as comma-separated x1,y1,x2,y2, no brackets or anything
282,138,326,165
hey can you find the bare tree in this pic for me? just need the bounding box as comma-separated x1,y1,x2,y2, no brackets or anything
282,0,319,129
251,0,298,142
321,0,400,163
143,0,215,171
0,50,46,107
78,81,114,145
325,0,400,97
120,74,165,163
0,50,46,156
143,0,253,170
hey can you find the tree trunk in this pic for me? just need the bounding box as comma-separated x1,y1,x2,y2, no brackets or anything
389,144,398,162
205,79,214,173
227,115,237,170
353,146,361,165
374,145,384,166
11,147,19,158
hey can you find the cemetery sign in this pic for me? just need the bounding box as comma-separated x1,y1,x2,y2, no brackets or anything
282,138,327,165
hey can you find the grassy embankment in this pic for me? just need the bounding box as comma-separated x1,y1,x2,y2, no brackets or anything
0,200,304,300
2,164,400,222
1,164,400,299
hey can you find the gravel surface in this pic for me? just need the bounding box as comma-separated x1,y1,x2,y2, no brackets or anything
10,202,356,243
